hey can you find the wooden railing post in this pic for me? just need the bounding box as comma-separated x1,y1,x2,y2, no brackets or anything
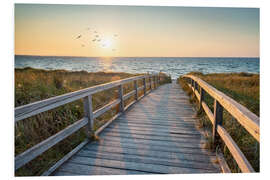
212,99,223,143
83,95,94,138
149,76,152,91
153,76,157,89
195,82,198,91
134,80,138,101
143,77,146,95
118,84,124,112
155,76,157,88
199,87,205,111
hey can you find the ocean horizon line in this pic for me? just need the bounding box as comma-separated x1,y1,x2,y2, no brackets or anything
15,54,260,59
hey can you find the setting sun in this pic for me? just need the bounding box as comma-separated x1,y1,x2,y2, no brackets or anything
101,39,113,49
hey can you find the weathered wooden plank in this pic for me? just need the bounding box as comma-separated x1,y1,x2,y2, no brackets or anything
85,140,213,156
106,125,198,136
56,162,149,175
77,149,218,171
114,119,197,127
184,75,259,142
119,115,198,121
106,121,198,131
102,128,201,140
115,117,197,124
68,156,217,174
15,118,88,170
93,99,120,119
217,125,254,172
99,135,205,149
42,139,89,176
91,136,205,150
99,131,205,144
106,124,201,135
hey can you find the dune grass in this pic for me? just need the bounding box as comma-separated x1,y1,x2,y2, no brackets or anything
15,67,171,176
178,72,259,172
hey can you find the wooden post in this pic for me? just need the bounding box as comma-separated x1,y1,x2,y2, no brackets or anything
118,84,124,112
212,99,223,143
199,87,205,111
134,80,138,101
83,95,94,138
143,77,146,95
149,77,152,91
153,76,156,89
155,76,157,88
195,82,198,91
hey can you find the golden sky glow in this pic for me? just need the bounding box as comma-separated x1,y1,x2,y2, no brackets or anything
15,4,259,57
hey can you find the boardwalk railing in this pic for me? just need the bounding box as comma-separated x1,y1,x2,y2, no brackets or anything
182,75,260,173
15,73,160,173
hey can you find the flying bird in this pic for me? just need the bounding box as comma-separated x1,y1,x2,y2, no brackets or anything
97,39,101,42
92,39,96,42
76,35,82,39
114,34,118,37
81,44,85,47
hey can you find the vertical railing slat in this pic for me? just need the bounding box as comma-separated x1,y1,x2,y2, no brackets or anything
83,95,94,137
143,77,146,95
199,87,205,111
118,84,124,112
134,80,138,101
213,99,224,143
149,76,152,91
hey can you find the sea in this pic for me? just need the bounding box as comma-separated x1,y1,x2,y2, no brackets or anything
15,55,259,79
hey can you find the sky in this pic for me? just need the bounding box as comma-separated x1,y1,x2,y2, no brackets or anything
15,4,259,57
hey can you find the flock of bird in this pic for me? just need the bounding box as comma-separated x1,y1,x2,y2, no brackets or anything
75,27,118,52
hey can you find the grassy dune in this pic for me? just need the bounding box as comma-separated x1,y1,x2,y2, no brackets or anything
15,67,171,176
178,72,259,172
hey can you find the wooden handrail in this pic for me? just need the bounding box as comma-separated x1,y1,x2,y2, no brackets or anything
183,75,259,142
182,75,259,173
15,74,157,122
15,73,161,171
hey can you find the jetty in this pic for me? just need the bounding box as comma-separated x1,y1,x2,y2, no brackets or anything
15,74,259,175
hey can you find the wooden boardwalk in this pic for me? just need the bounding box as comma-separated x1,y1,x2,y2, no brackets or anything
53,81,221,175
